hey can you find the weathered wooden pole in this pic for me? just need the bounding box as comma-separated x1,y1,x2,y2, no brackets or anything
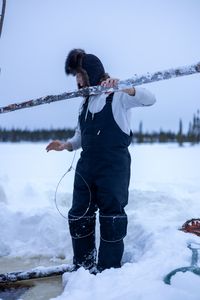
0,61,200,114
0,264,75,283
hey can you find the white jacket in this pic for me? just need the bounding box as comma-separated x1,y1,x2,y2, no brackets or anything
68,87,156,150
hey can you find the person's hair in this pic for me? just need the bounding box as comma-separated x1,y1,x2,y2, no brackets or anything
99,73,110,83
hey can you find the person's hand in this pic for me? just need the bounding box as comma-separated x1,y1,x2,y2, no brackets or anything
46,140,72,152
101,78,135,96
101,78,119,88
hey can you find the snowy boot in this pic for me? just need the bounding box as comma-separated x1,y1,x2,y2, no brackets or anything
68,214,96,270
97,214,127,271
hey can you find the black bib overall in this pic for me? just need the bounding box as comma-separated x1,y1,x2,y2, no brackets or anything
68,93,132,270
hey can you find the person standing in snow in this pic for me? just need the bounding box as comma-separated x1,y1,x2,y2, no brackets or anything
46,49,156,272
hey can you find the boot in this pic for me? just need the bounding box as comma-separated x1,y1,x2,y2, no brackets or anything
68,214,96,270
97,214,127,270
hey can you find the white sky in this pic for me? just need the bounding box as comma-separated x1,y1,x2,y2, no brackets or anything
0,0,200,132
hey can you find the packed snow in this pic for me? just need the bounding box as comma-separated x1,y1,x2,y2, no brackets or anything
0,142,200,300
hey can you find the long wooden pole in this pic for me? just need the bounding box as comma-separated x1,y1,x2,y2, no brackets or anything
0,264,75,283
0,61,200,114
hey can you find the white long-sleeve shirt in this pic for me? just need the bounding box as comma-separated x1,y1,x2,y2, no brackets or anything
67,87,156,150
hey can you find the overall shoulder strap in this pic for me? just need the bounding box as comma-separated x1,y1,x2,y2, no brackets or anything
106,92,114,103
82,96,89,109
85,96,89,103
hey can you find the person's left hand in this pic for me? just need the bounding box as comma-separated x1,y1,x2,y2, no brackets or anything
101,78,135,96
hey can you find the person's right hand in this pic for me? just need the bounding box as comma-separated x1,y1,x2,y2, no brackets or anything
101,78,119,88
46,140,70,152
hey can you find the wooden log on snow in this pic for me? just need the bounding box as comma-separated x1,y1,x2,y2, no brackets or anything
0,264,75,283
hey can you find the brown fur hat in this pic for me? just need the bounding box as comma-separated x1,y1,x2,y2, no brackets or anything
65,49,107,86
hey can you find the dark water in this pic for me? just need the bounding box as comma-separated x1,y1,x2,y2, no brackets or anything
0,283,33,300
0,257,65,299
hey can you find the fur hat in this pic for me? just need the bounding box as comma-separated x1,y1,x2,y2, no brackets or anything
65,49,106,86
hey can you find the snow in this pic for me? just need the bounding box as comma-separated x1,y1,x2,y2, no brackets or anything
0,142,200,299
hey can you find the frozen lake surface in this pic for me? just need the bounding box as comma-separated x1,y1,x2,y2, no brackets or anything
0,142,200,300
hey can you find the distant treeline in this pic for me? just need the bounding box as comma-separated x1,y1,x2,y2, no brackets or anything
134,110,200,145
0,128,75,142
1,110,200,145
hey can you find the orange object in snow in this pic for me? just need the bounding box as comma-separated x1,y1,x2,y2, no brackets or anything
180,219,200,237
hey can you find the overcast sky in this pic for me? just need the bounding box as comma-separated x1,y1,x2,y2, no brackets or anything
0,0,200,132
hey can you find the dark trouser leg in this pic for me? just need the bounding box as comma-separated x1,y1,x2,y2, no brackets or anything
95,156,130,271
97,214,128,271
68,215,96,269
69,164,97,269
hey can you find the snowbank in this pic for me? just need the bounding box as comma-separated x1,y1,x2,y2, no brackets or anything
0,142,200,300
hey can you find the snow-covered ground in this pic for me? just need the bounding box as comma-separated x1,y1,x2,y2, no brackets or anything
0,142,200,300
